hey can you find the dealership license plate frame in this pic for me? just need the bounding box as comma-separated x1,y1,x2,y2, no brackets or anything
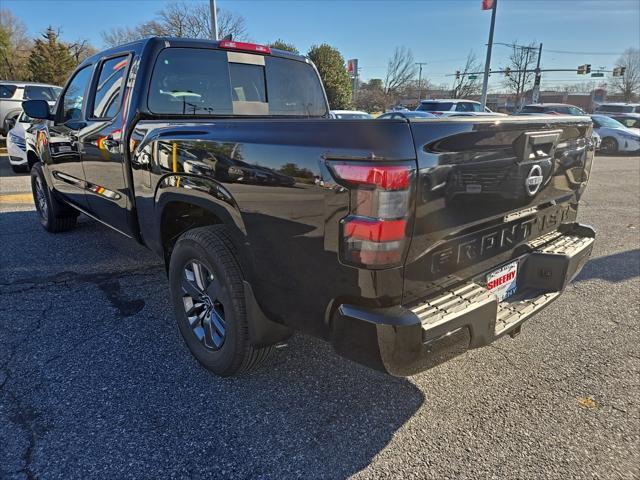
486,261,519,302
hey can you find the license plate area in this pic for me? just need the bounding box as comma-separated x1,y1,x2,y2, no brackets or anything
486,261,518,302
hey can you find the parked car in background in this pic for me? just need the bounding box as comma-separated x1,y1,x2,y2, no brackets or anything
591,114,640,154
416,99,504,116
329,110,373,119
516,103,587,116
608,113,640,132
377,110,437,119
0,81,61,136
7,111,41,173
594,103,640,114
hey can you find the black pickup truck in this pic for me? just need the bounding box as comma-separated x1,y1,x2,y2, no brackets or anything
23,37,596,377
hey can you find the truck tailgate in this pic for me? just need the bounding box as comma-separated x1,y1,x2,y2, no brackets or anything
403,116,594,304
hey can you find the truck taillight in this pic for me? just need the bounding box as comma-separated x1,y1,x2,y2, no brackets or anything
329,161,414,269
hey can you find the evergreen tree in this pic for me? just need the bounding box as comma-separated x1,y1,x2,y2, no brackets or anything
27,27,75,85
307,44,352,109
269,39,299,54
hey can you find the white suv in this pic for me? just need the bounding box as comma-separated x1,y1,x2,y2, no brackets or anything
595,103,640,114
0,81,61,136
416,99,504,117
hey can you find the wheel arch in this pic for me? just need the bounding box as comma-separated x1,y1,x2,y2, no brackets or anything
154,178,250,273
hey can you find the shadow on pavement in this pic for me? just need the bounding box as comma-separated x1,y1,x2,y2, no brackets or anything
0,210,425,479
575,248,640,283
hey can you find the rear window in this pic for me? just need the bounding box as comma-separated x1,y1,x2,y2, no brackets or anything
0,84,17,98
148,48,327,116
24,86,58,101
417,102,453,112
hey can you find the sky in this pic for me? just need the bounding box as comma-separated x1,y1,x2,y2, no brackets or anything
4,0,640,92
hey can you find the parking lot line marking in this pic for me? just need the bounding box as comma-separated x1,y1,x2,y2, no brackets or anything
0,193,33,204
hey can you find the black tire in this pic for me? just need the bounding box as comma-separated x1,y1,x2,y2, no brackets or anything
169,225,273,376
600,137,618,155
10,163,29,174
30,163,78,233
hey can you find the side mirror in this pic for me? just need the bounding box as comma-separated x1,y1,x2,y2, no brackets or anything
22,99,52,120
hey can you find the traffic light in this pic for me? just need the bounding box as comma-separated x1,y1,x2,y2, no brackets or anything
613,66,627,77
504,67,511,76
455,70,461,80
577,64,586,74
585,64,591,74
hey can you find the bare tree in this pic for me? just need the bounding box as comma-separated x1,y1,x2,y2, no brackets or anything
384,46,416,97
501,41,538,108
611,48,640,102
101,2,247,48
0,8,31,80
68,39,97,65
451,51,482,99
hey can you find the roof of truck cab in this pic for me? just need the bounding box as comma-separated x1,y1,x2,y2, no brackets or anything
80,37,308,67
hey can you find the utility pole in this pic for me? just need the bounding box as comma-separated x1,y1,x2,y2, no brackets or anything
416,62,427,104
531,43,543,103
480,0,497,109
209,0,218,40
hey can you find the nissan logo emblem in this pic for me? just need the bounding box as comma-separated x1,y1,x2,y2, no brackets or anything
525,164,544,196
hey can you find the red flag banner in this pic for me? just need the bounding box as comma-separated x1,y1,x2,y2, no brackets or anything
482,0,494,10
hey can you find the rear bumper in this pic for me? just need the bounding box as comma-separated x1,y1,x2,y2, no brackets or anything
331,223,595,376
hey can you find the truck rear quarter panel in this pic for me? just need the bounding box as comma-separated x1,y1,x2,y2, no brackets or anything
131,119,417,337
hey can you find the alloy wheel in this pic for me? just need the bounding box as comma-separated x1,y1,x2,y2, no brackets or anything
181,260,226,350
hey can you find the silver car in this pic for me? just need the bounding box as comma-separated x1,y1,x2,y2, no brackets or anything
0,81,61,136
591,115,640,154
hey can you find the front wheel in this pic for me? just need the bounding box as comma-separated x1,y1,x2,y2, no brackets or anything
31,163,78,232
600,137,619,155
168,225,273,376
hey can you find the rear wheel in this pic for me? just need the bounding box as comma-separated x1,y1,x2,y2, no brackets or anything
600,137,619,155
169,225,273,376
30,163,78,232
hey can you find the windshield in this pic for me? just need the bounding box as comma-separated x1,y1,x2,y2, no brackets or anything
614,117,640,128
148,48,327,117
417,102,453,112
597,105,633,113
593,115,626,128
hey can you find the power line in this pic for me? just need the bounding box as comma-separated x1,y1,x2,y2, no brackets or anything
544,49,624,56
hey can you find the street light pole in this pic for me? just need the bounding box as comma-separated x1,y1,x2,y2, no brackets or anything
480,0,497,109
416,62,427,104
531,42,543,103
209,0,218,40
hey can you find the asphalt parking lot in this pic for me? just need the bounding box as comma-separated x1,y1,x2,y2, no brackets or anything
0,151,638,479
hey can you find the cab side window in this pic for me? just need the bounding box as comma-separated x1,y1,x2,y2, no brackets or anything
92,56,128,119
60,66,93,123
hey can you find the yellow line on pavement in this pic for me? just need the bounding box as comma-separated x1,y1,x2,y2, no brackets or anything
0,193,33,204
